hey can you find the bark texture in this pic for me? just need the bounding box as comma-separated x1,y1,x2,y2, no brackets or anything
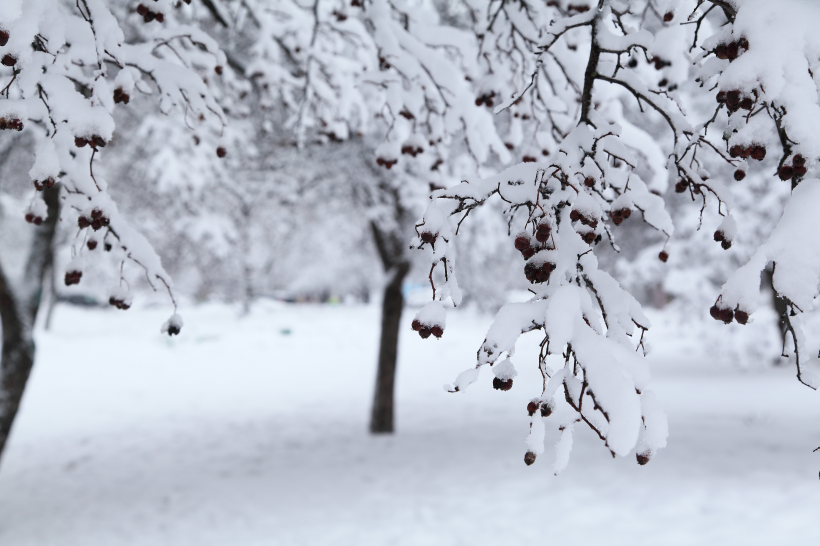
0,184,60,462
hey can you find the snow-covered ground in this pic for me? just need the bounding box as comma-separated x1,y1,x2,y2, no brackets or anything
0,301,818,545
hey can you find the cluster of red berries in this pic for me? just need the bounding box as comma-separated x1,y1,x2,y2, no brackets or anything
522,153,537,163
474,91,496,108
527,399,553,417
713,229,732,250
25,212,43,225
778,154,807,180
33,177,55,191
524,260,556,284
515,222,551,259
376,156,397,169
710,304,748,325
109,296,131,310
492,377,513,391
78,208,110,231
0,117,23,131
0,30,9,47
714,38,749,62
729,144,766,161
332,10,347,21
113,87,130,104
136,5,164,23
75,135,107,149
1,54,16,67
717,89,756,113
351,0,363,7
652,57,671,70
401,143,423,157
411,319,443,339
608,207,631,226
571,208,599,229
378,56,391,70
64,269,82,286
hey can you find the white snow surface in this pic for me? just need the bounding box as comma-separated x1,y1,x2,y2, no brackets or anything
0,301,818,545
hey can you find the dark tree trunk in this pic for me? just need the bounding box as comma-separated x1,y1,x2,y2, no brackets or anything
0,184,60,463
369,260,410,433
367,187,411,433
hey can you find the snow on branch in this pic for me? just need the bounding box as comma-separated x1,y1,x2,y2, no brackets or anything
1,0,227,333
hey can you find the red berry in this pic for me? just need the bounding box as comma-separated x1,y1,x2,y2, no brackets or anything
584,176,595,187
793,154,806,167
714,230,724,242
621,208,631,219
710,305,720,320
524,451,537,466
514,235,531,251
778,165,794,180
419,327,431,339
0,30,9,47
1,54,16,67
794,165,808,177
136,4,148,15
721,239,732,250
726,90,740,107
216,146,227,158
569,209,581,222
716,91,726,103
492,377,513,391
75,137,88,148
663,11,673,22
540,404,552,417
658,251,669,262
87,240,97,250
78,216,91,229
431,326,443,338
535,223,551,243
420,231,437,244
740,97,753,110
215,66,223,75
734,169,745,181
718,308,733,324
521,248,535,259
411,319,422,331
155,13,164,23
735,310,749,325
750,146,766,161
636,452,651,465
144,11,155,23
675,180,688,193
527,401,538,415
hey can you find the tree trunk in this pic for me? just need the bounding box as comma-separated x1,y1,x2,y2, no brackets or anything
0,184,60,463
369,261,410,433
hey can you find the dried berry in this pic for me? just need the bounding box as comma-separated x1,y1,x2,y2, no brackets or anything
492,377,513,391
734,169,746,181
1,54,16,67
735,310,749,325
659,251,669,262
714,230,724,242
431,326,443,338
419,327,431,339
674,180,688,193
527,401,539,416
793,154,806,167
216,146,227,158
721,239,732,250
0,30,9,47
411,319,422,331
535,223,551,243
710,305,720,320
718,308,734,324
584,176,595,188
540,404,552,417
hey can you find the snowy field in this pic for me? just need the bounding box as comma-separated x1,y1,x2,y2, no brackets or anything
0,301,818,545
